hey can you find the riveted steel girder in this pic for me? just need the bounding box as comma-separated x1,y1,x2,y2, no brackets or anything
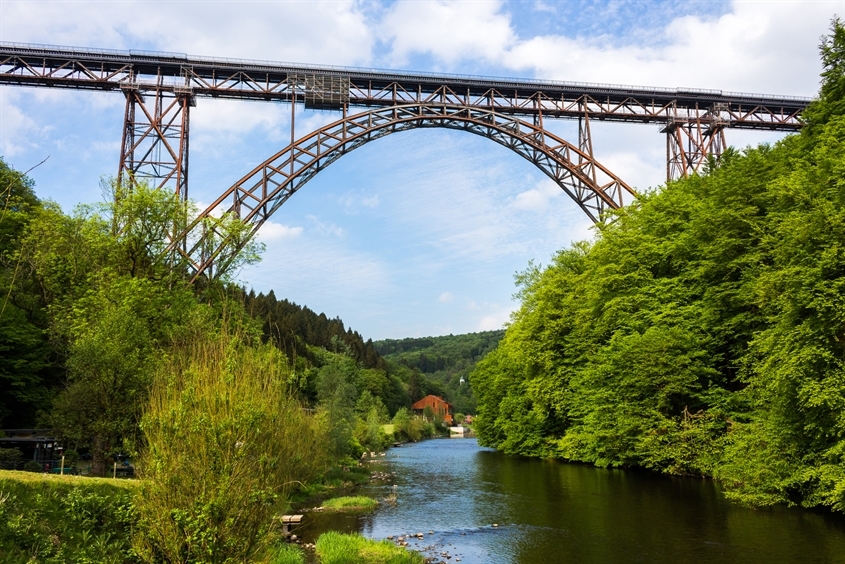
171,104,636,280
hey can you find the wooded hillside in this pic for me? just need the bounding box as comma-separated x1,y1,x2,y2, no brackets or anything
472,20,845,512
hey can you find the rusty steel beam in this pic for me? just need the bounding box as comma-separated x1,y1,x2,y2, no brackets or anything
0,42,809,129
171,104,636,280
118,87,193,201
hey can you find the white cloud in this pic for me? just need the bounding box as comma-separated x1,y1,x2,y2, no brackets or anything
476,302,518,331
0,89,38,157
0,1,374,66
306,214,345,238
511,180,562,213
361,195,380,208
258,221,303,242
379,0,515,66
501,2,834,96
438,292,454,303
338,191,381,213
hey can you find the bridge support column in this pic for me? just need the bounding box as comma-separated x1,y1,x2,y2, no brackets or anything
118,87,194,200
663,106,727,182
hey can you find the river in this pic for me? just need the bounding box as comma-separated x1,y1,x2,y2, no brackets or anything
298,438,845,563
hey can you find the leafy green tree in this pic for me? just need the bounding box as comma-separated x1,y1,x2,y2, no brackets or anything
51,276,195,475
316,353,360,459
134,320,326,563
0,158,59,427
472,18,845,512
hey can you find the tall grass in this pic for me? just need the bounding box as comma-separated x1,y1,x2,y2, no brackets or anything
321,496,379,512
314,532,425,564
133,320,328,563
0,470,137,563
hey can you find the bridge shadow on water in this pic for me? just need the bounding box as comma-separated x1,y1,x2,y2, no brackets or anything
296,438,845,563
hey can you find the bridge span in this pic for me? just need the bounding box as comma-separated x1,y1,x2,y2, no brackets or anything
0,42,812,279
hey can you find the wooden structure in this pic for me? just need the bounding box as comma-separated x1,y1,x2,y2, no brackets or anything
412,395,454,425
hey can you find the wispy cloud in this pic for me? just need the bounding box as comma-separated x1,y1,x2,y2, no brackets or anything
258,221,303,242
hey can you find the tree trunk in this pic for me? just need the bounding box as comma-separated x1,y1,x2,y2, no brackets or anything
91,435,107,477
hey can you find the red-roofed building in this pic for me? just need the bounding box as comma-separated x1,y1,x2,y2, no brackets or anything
411,395,454,425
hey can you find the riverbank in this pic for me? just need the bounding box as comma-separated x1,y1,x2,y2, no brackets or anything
295,437,845,564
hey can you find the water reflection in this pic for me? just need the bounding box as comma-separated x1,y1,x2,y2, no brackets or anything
300,439,845,563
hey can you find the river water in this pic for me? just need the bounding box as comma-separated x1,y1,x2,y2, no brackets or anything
298,438,845,563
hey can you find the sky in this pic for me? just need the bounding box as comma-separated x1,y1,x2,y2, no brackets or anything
0,0,842,340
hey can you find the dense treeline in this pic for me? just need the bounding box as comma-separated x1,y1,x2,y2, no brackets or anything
241,289,386,370
0,161,448,472
375,330,504,414
473,20,845,512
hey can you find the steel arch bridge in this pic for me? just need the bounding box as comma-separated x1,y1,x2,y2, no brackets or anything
0,42,811,280
178,103,634,280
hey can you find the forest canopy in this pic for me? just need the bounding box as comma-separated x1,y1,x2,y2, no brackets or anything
472,19,845,512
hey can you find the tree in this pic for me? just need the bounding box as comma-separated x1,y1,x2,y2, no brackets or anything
0,158,59,427
316,353,360,459
134,322,326,563
51,277,193,475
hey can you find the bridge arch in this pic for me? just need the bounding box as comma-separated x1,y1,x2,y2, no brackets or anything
177,103,636,279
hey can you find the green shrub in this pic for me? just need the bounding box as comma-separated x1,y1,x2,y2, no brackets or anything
23,460,41,472
0,448,23,469
315,531,425,564
133,322,328,564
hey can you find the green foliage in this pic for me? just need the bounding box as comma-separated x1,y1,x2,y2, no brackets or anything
472,19,845,512
243,289,386,372
23,460,41,473
314,532,424,564
133,321,328,564
390,408,436,442
321,495,379,512
269,544,305,564
375,330,503,415
0,158,59,427
0,448,23,470
0,470,138,563
316,353,362,460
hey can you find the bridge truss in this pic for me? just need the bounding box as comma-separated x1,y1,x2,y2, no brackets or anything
0,42,811,278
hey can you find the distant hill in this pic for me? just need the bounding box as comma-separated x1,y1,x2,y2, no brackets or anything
374,330,505,414
242,290,386,371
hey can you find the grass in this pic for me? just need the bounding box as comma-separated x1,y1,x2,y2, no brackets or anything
0,469,138,563
322,495,379,512
0,469,139,488
270,543,306,564
315,531,425,564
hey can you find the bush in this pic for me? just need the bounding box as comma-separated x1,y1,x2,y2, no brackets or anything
133,322,328,564
0,448,23,470
315,531,425,564
23,460,41,473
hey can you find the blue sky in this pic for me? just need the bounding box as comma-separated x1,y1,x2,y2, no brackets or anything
0,0,841,339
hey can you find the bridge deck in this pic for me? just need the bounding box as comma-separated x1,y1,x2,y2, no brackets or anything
1,42,809,129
